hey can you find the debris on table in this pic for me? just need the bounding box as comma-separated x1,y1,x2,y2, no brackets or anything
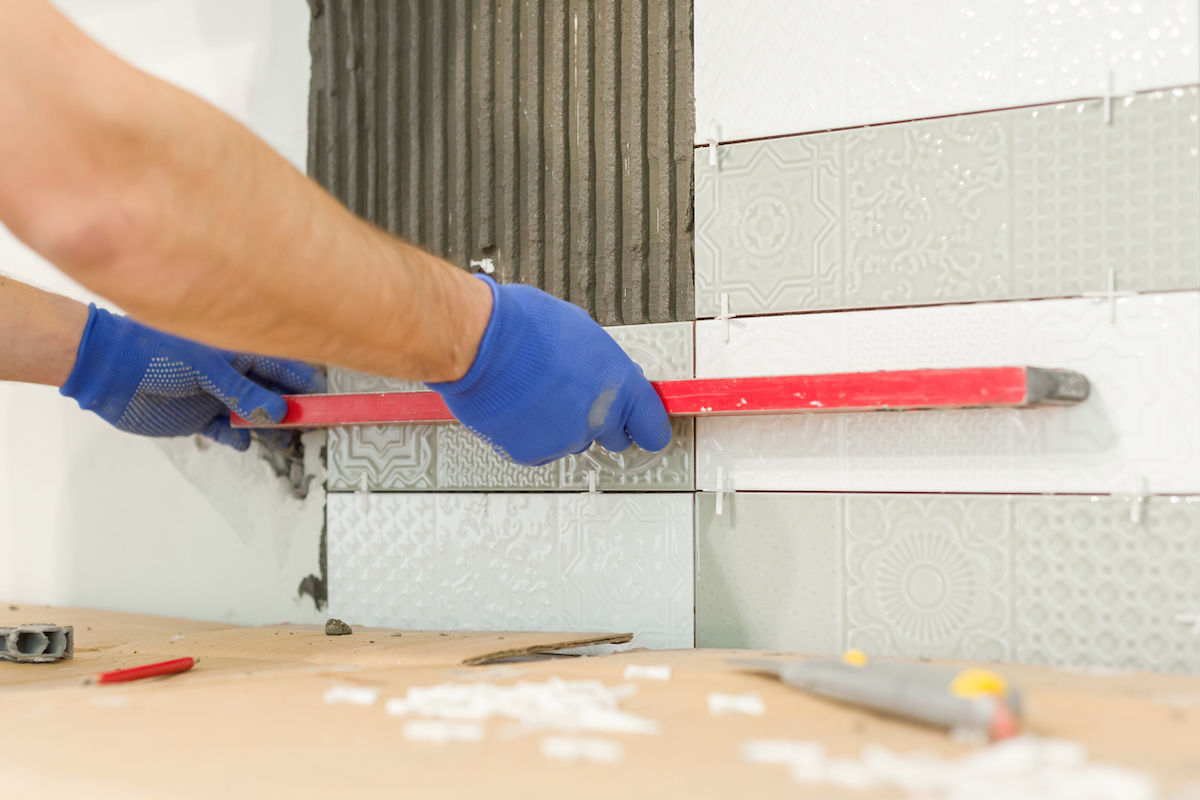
541,735,625,764
385,677,659,735
325,618,352,636
323,685,379,706
743,736,1157,800
708,692,766,717
624,664,671,681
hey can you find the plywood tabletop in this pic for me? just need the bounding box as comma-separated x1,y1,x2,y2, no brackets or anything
1,605,1197,799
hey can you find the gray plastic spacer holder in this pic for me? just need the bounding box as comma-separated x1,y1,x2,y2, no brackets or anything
0,624,74,663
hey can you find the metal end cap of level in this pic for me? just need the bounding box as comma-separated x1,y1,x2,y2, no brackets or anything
1025,368,1091,405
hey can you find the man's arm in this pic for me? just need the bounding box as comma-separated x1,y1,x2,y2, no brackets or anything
0,2,672,465
0,274,328,450
0,275,88,386
0,1,491,383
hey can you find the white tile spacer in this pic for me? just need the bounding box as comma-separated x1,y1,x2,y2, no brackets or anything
623,664,671,681
1176,612,1200,636
715,293,737,343
1103,71,1115,125
715,466,727,516
469,257,495,274
707,118,719,167
1129,475,1150,524
587,469,599,515
357,471,371,512
708,691,764,716
1082,267,1135,324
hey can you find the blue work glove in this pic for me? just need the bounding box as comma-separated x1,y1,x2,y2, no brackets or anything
427,275,672,467
60,304,326,451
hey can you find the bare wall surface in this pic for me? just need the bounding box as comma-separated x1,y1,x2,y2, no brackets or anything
307,0,695,325
0,0,323,625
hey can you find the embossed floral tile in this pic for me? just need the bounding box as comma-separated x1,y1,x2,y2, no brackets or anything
327,492,694,649
696,87,1200,317
695,0,1199,142
326,321,695,491
697,492,1200,675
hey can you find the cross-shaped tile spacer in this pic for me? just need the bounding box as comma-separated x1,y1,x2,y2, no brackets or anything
715,293,737,343
1103,71,1115,125
1082,268,1136,324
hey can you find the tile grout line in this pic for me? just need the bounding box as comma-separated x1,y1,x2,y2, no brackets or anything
691,81,1200,148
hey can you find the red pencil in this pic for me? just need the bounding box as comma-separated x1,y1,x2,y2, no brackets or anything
94,657,195,684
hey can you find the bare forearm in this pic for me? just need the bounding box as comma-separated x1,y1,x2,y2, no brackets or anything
0,275,88,386
0,2,489,383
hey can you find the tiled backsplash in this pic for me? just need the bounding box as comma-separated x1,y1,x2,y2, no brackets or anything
327,322,696,492
695,0,1200,142
697,493,1200,674
316,5,1199,673
327,493,695,649
696,292,1200,494
696,87,1200,317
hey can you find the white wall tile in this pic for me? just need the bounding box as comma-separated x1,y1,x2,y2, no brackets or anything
696,0,1200,142
698,492,1200,674
327,493,694,649
695,88,1200,317
696,293,1200,494
558,495,695,650
696,493,844,654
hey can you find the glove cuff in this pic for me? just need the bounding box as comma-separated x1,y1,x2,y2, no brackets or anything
426,274,552,423
59,305,127,416
426,273,502,398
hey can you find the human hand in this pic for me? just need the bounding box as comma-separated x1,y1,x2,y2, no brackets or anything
427,276,672,467
59,305,326,451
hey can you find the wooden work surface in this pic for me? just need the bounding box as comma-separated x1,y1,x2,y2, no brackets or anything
2,604,1198,798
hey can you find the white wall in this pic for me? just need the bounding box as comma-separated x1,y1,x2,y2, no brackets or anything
0,0,326,625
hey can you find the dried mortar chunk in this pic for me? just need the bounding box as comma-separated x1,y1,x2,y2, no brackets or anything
325,618,352,636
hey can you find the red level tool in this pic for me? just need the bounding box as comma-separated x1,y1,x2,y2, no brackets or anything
232,366,1088,429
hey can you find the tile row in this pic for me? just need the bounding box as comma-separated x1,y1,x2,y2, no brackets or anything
696,291,1200,495
697,492,1200,675
327,322,695,492
696,86,1200,318
695,0,1200,142
327,493,694,650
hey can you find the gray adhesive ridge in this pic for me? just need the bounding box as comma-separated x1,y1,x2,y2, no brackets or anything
307,0,695,326
0,624,74,663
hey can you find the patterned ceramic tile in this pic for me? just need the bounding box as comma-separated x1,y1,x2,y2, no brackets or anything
558,495,695,650
696,492,1200,673
326,493,694,648
327,371,424,394
695,0,1200,143
1013,495,1200,674
696,88,1200,317
843,495,1014,661
695,292,1200,494
327,321,695,491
